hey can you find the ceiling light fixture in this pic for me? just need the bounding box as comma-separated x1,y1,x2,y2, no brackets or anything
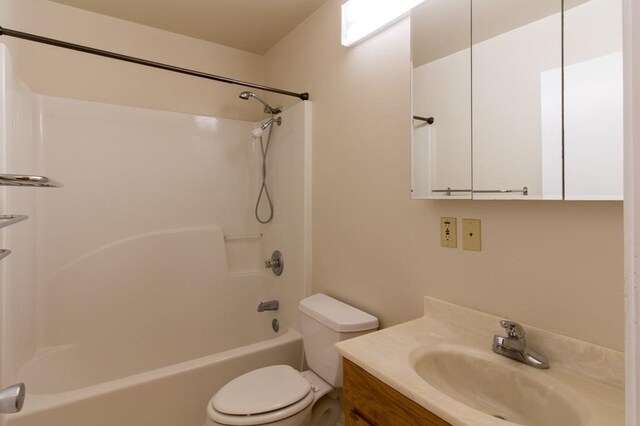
341,0,425,47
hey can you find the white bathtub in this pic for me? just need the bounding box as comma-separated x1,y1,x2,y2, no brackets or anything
1,227,303,425
6,329,302,426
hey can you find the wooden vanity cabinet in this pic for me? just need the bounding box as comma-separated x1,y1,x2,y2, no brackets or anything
343,358,451,426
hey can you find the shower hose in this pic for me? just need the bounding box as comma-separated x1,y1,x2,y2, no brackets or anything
255,120,275,224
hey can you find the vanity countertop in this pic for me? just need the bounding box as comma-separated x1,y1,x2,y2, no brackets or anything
335,297,624,426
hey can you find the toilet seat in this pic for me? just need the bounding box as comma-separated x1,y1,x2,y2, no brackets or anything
208,365,315,426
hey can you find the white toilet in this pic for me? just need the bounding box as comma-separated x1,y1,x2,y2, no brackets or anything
205,294,379,426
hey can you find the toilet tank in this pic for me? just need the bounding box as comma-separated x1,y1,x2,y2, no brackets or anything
298,294,378,387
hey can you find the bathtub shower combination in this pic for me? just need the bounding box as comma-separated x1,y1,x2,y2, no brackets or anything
0,43,312,425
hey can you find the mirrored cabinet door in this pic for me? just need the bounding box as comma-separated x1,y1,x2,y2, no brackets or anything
564,0,623,200
411,0,472,200
471,0,563,200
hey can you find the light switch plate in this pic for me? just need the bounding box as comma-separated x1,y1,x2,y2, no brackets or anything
462,219,481,251
440,217,457,248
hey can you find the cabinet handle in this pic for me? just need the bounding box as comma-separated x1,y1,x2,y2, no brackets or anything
350,409,374,425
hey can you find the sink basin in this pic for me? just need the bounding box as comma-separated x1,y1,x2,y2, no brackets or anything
411,347,584,425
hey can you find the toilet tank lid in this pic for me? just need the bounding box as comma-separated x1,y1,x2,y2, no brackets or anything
298,294,378,332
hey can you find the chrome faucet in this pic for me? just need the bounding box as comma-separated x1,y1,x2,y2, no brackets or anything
492,320,549,369
0,383,25,414
257,300,279,312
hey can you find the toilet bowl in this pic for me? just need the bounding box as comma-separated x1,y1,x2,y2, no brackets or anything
205,294,378,426
205,367,338,426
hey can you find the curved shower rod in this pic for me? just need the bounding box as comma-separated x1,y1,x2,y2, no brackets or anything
0,26,310,101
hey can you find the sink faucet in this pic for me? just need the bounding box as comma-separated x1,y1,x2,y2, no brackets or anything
492,320,549,369
257,300,279,312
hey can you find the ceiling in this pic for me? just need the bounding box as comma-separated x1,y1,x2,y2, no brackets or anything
412,0,589,67
48,0,329,54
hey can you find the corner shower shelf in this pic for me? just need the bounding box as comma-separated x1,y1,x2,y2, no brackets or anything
0,249,10,261
0,174,63,188
0,215,28,229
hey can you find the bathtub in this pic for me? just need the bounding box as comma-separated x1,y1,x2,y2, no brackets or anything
5,329,302,426
1,227,303,425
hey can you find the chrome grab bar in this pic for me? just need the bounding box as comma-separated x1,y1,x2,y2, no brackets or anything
0,215,28,229
0,174,63,188
432,187,528,196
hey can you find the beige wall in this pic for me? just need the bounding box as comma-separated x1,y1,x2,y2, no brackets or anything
10,0,265,121
264,0,624,350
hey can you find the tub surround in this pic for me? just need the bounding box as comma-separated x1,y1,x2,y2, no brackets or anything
0,31,312,423
336,296,624,425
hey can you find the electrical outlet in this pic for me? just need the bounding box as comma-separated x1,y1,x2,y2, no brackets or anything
440,217,457,248
463,219,481,251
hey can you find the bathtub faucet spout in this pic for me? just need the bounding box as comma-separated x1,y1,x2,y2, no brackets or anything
257,300,279,312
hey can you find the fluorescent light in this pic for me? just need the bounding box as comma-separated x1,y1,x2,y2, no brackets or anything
341,0,425,47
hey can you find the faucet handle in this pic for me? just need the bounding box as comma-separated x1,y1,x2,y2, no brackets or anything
499,320,526,340
264,250,284,276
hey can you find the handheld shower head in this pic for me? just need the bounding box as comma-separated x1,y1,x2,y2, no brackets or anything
252,127,264,139
238,91,282,115
251,116,282,138
240,91,282,225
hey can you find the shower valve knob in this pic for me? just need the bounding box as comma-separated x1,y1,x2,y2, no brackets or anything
264,250,284,276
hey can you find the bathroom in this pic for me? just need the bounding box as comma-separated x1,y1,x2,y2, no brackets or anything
0,0,637,425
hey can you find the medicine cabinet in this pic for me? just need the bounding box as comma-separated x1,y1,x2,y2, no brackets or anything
410,0,622,200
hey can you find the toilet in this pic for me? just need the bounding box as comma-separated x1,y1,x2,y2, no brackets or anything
205,294,379,426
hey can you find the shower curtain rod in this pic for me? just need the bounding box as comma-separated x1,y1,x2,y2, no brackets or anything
0,26,310,101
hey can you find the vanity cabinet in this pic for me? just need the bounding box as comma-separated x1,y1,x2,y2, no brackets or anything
343,358,451,426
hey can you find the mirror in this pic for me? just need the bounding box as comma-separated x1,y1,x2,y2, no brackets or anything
471,0,562,200
563,0,623,200
411,0,623,200
411,0,472,200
